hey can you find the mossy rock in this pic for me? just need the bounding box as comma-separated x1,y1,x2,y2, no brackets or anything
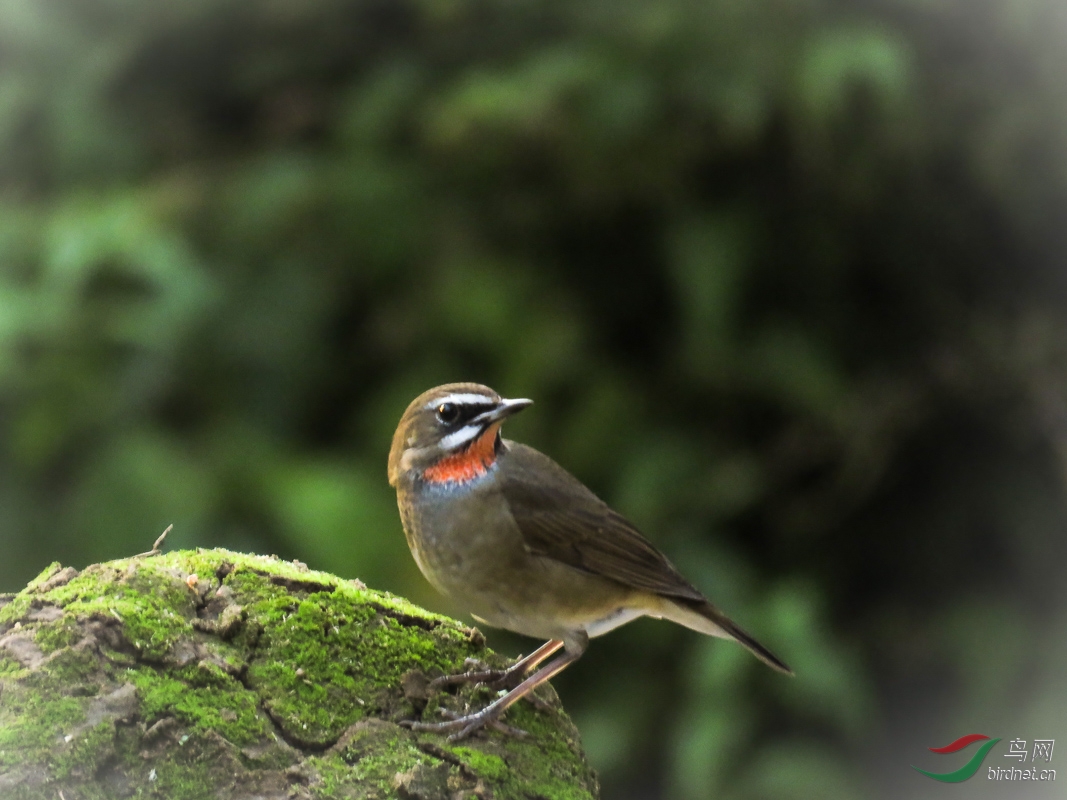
0,549,599,800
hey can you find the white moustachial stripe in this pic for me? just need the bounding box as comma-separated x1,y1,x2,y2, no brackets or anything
438,424,484,451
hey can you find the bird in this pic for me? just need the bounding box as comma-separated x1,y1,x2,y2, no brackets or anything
388,382,791,740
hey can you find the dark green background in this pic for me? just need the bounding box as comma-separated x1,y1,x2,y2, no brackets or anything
2,1,1065,797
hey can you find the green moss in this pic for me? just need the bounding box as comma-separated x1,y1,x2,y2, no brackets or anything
127,666,271,746
508,704,599,799
25,562,64,591
28,646,100,691
33,619,83,653
451,746,509,781
307,754,367,798
51,720,116,781
132,759,216,800
243,591,374,744
311,741,443,798
0,654,25,678
0,687,88,757
50,564,197,661
312,720,412,797
0,549,598,799
241,582,477,746
421,699,598,800
354,747,441,783
0,593,33,628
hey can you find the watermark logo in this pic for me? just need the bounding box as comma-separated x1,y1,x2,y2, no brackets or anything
912,734,1056,784
912,734,1000,783
988,738,1056,783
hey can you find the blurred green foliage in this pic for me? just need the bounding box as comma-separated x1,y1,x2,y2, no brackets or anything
2,0,1067,798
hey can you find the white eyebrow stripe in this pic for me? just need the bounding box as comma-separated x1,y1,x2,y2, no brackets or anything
424,393,495,410
438,424,483,451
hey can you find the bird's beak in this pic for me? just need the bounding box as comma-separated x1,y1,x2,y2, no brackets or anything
472,397,533,426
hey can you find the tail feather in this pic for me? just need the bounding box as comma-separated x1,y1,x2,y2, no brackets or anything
656,597,794,675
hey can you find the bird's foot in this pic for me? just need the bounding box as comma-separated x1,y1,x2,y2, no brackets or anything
440,708,529,740
487,664,531,692
428,658,508,692
400,705,527,742
429,656,530,693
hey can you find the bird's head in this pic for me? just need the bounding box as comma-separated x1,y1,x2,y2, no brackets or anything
388,383,532,487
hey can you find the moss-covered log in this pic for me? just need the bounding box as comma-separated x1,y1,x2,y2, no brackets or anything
0,549,599,800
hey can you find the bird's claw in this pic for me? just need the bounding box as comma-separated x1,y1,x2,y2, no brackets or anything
400,706,527,742
428,661,509,692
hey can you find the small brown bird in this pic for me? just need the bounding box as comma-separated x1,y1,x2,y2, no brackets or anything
389,383,791,740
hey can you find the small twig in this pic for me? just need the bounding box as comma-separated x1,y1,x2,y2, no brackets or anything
151,524,172,551
133,524,173,558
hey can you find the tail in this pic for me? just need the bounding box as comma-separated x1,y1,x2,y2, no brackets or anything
655,596,794,675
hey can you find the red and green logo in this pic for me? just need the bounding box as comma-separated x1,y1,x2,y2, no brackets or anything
912,734,1002,782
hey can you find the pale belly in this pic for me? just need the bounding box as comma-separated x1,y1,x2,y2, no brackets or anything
397,475,644,643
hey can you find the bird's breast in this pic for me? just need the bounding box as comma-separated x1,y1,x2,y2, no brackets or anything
397,468,524,595
397,470,645,642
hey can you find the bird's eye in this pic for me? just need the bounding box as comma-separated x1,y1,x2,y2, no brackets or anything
435,403,459,424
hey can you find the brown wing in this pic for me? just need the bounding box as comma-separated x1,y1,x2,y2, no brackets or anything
500,442,706,601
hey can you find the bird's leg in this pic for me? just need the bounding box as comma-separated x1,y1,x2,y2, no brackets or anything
428,639,564,692
487,639,563,712
488,638,564,690
403,642,583,742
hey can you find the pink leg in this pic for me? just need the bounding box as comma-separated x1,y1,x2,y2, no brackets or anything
429,638,564,692
404,643,583,742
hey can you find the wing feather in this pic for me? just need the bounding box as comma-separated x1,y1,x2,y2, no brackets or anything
500,442,705,601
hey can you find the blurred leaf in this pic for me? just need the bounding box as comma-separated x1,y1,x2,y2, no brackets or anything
731,741,866,800
668,211,752,379
670,700,754,799
748,326,848,420
70,431,216,562
765,581,876,739
267,459,407,588
797,26,911,122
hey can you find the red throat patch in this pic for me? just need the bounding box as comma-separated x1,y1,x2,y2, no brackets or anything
422,423,501,484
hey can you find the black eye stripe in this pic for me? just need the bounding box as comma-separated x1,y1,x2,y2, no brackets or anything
458,404,495,421
435,402,496,426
